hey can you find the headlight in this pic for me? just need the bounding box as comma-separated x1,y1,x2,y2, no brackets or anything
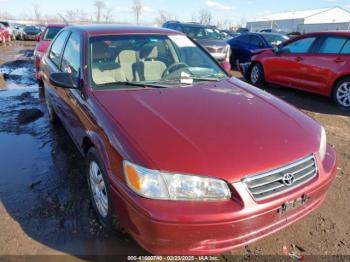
224,44,231,62
319,126,327,162
123,161,231,201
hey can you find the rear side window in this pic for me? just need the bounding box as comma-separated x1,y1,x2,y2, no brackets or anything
340,40,350,54
43,27,63,41
61,32,81,78
49,31,70,67
318,36,347,54
282,37,316,54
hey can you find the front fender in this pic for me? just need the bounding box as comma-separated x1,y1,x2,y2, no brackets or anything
85,130,112,172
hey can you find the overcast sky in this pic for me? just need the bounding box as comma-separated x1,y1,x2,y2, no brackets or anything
1,0,350,24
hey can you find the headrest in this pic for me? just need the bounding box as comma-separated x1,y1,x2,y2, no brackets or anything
140,45,158,60
118,50,137,63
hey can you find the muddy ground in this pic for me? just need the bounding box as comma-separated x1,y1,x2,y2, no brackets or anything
0,41,349,260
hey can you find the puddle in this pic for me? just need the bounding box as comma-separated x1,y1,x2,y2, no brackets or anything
0,48,146,256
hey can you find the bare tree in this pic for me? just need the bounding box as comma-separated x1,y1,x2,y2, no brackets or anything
65,9,79,22
32,3,42,22
191,14,198,23
198,9,212,25
131,0,143,25
104,8,114,23
155,10,173,26
94,0,106,23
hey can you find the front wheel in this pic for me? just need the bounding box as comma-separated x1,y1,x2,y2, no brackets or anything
86,148,114,231
249,63,265,87
333,77,350,109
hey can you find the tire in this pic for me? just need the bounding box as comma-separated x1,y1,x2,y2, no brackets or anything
86,147,114,231
332,77,350,109
45,95,58,123
249,62,265,87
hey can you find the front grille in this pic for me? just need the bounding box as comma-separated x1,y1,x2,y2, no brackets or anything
206,47,225,53
242,155,318,200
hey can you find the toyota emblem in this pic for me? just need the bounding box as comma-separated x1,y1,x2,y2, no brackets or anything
282,173,295,186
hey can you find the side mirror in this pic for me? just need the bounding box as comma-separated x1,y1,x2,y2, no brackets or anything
273,46,282,55
49,72,79,89
35,34,41,42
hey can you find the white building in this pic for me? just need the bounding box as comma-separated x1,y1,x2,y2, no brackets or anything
246,7,350,33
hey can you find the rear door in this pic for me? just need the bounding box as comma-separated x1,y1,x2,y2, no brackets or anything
296,35,349,95
263,36,318,88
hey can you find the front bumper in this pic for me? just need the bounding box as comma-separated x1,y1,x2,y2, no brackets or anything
110,146,337,255
24,35,38,40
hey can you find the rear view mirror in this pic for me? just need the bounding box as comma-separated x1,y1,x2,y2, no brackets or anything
49,72,79,89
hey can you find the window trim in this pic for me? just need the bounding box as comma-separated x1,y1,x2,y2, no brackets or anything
48,30,71,70
281,36,319,55
60,30,82,77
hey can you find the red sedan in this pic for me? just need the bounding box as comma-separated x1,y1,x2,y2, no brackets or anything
243,32,350,109
34,24,66,84
39,25,337,255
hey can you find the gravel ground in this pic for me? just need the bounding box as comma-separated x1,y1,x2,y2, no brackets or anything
0,41,349,260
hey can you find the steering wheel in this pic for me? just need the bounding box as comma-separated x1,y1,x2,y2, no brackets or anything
162,62,192,79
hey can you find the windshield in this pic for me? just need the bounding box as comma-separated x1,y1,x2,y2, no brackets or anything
263,34,289,46
89,34,228,89
24,26,41,33
43,27,64,40
182,26,224,40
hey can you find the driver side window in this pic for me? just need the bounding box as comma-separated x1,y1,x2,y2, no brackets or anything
61,32,81,79
282,37,316,54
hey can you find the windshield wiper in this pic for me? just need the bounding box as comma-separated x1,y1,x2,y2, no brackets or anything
100,81,167,89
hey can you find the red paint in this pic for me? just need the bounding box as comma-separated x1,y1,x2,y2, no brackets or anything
252,32,350,97
40,25,338,255
34,24,66,80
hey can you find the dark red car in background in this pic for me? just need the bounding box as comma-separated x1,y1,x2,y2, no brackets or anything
39,25,337,255
242,32,350,109
34,24,66,84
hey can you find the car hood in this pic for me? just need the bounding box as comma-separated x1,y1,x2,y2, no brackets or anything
36,41,51,52
195,38,227,49
93,78,321,182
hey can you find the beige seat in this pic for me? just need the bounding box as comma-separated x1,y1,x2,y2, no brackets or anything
134,45,167,82
91,42,126,85
118,50,138,81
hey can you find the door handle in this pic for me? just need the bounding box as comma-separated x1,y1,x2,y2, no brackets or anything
295,57,303,62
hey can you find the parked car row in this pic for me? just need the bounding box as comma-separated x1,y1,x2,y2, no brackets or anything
37,24,337,255
0,21,55,43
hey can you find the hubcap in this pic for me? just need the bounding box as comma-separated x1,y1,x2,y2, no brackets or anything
336,82,350,107
89,161,108,218
251,65,260,84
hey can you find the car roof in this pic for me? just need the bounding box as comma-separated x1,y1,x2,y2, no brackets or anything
66,24,182,36
46,24,67,28
166,21,211,28
241,32,286,37
303,31,350,37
